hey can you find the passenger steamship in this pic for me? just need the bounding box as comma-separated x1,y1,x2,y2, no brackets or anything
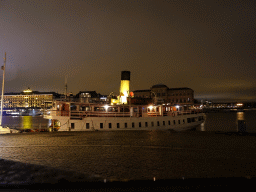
44,71,205,131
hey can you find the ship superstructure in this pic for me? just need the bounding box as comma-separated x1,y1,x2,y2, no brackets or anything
44,71,205,131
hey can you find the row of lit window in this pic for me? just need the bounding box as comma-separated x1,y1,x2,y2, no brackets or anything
4,100,48,104
6,103,43,105
5,103,43,105
6,104,42,107
169,98,191,103
137,94,192,99
136,93,191,97
3,95,52,98
6,100,43,102
3,99,50,101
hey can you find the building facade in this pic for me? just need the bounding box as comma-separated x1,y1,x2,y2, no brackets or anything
1,88,61,108
75,91,108,104
133,84,194,105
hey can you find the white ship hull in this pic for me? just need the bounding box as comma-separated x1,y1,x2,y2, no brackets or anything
45,107,205,132
57,117,203,131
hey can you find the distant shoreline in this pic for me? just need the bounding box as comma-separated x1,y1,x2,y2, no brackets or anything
202,108,256,113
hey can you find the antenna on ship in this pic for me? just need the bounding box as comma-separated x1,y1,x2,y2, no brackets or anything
65,76,67,101
0,52,6,127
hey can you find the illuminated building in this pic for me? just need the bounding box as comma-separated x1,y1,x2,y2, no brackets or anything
133,84,194,105
75,91,108,104
1,88,61,109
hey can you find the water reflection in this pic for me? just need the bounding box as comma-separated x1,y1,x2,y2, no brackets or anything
200,122,205,131
22,116,33,129
237,112,245,121
2,116,49,130
148,130,158,141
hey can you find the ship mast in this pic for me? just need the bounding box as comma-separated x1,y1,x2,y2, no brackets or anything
0,52,6,126
65,76,67,101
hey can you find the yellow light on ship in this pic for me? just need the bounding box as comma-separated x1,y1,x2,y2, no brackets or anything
104,105,109,111
120,80,129,104
111,99,118,105
148,105,153,110
119,71,130,104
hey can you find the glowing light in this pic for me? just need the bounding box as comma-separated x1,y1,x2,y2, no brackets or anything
237,103,243,106
148,105,153,110
22,116,32,129
104,105,109,111
111,99,118,105
23,88,32,93
120,80,129,104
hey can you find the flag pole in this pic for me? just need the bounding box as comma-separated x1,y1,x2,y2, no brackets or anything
0,52,6,126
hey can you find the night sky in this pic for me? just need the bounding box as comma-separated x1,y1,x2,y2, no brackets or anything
0,0,255,102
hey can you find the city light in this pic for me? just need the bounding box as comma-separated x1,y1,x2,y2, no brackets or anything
104,105,109,111
120,80,130,104
23,88,32,93
148,105,153,110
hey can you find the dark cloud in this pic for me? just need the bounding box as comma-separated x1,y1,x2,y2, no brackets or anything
0,0,255,102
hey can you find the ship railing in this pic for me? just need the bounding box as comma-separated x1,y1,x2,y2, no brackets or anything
43,114,51,119
43,110,70,117
70,111,131,118
45,110,69,116
179,110,203,115
160,110,203,117
52,109,204,118
43,110,55,119
147,112,161,116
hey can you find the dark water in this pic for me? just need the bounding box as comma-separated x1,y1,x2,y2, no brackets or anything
1,129,256,180
2,110,256,132
2,116,50,130
0,111,256,181
198,110,256,132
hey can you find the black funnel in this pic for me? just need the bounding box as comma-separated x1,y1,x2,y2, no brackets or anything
121,71,130,81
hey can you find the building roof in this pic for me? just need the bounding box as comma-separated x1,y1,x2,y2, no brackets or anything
133,89,151,92
133,87,193,92
168,87,193,91
151,84,168,88
76,91,99,98
4,91,60,96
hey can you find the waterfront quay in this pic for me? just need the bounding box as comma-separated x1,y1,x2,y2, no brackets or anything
0,130,256,188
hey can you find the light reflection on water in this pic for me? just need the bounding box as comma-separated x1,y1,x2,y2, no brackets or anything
237,112,245,121
2,116,49,129
22,116,33,129
200,111,256,132
200,122,205,131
